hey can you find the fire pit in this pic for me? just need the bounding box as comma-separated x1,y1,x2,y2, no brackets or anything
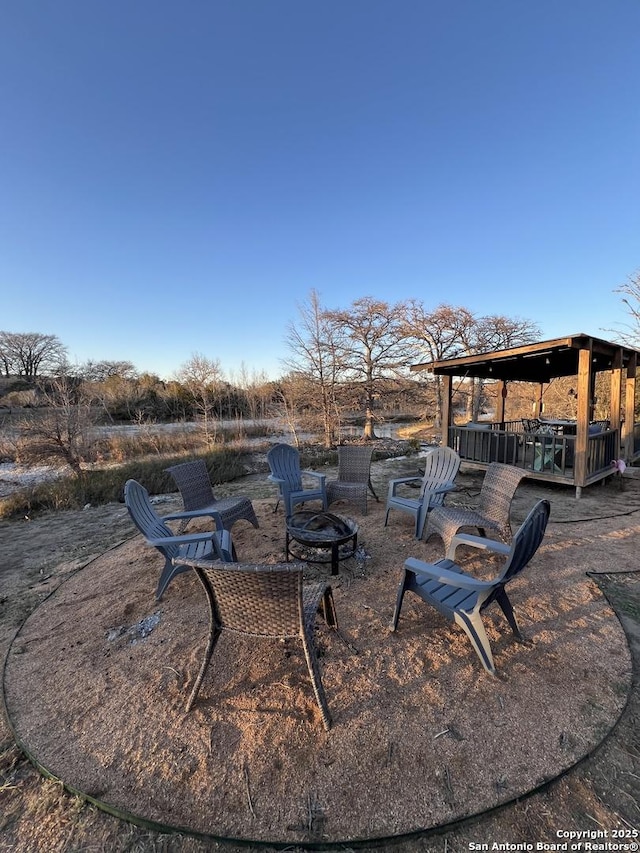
285,510,359,575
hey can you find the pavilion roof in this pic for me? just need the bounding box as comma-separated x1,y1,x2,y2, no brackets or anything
411,333,640,384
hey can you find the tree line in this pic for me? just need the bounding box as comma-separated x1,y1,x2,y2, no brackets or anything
0,295,543,438
3,276,639,449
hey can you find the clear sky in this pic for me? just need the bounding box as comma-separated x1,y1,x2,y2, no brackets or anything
2,1,639,381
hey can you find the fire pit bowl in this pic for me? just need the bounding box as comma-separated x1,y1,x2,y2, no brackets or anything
285,510,359,575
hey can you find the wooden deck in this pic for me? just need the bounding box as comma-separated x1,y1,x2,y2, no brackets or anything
448,421,634,492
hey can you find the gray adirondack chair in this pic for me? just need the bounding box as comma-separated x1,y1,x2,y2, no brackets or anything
391,499,550,674
326,445,379,515
124,479,236,601
165,459,259,534
266,443,328,517
424,462,525,552
385,446,461,538
172,558,338,731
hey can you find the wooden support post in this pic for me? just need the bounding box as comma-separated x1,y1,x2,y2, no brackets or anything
497,380,506,428
535,382,544,417
441,375,452,448
574,344,593,494
611,348,623,460
623,352,637,462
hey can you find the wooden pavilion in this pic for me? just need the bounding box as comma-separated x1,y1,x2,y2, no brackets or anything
411,333,640,497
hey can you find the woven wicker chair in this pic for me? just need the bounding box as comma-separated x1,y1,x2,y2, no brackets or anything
266,443,328,517
124,479,236,601
423,462,525,553
326,445,379,515
165,459,259,534
392,499,550,675
385,446,461,538
173,559,338,731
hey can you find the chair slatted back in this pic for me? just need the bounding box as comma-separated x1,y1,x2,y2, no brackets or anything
165,460,215,512
124,479,178,553
498,499,550,586
124,478,204,563
522,418,541,432
420,447,461,503
267,443,303,492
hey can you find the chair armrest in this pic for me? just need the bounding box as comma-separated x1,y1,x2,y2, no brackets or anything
404,557,493,591
149,531,218,547
301,470,326,485
445,533,511,562
387,476,422,499
389,476,422,486
163,509,225,529
268,474,286,486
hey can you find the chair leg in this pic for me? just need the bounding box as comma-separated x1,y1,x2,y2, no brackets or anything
156,556,189,601
384,506,391,527
493,589,525,641
187,625,221,712
301,633,332,731
320,587,338,629
187,568,222,711
390,571,409,630
453,610,496,674
416,504,429,539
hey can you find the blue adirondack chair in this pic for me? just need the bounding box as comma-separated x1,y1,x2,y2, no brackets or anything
385,446,461,537
391,499,551,675
165,459,259,533
124,479,236,600
266,443,328,517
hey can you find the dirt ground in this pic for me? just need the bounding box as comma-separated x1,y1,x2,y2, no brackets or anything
1,454,640,851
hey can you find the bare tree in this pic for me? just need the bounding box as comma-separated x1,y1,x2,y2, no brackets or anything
326,297,411,440
79,360,137,382
467,314,540,420
270,375,305,446
404,305,540,423
233,363,273,422
472,314,541,352
608,269,640,345
0,331,67,378
404,303,476,426
176,353,224,444
17,376,97,478
283,289,344,447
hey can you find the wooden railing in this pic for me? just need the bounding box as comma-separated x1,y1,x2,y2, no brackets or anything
449,424,620,481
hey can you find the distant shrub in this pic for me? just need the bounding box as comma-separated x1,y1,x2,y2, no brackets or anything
0,446,254,519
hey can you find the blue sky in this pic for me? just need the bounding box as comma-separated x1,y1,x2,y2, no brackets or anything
2,1,639,381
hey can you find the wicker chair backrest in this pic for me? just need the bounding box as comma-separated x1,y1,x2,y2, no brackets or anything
200,563,304,638
336,445,373,484
165,459,215,512
477,463,526,528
